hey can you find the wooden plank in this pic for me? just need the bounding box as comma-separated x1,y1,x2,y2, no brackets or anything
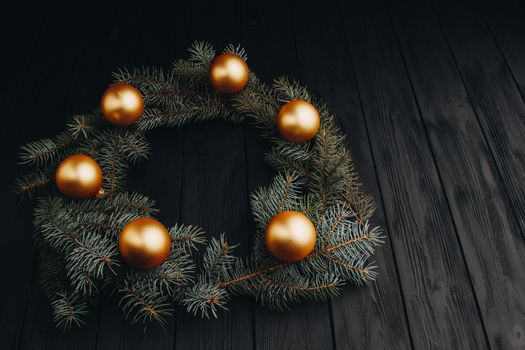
0,5,46,145
431,0,525,239
0,16,53,253
386,0,525,348
95,0,187,349
338,0,490,348
516,0,525,13
17,7,130,350
289,1,415,348
173,0,254,349
240,1,337,349
0,15,92,349
475,0,525,97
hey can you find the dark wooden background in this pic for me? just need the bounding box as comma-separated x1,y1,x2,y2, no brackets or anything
1,0,525,349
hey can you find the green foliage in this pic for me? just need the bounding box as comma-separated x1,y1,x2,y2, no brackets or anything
37,245,90,330
17,42,383,329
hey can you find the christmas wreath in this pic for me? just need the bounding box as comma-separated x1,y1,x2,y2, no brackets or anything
16,42,383,330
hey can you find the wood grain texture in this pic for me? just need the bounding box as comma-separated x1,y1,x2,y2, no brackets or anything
431,0,525,241
475,0,525,103
474,0,525,234
289,0,413,349
0,14,101,349
339,0,490,348
386,0,525,348
18,17,109,350
173,1,253,349
0,4,45,147
2,0,525,348
241,2,336,349
95,1,187,349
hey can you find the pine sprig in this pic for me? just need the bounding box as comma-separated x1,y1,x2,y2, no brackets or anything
273,76,311,102
223,44,248,61
182,234,236,318
19,114,101,167
250,171,304,231
169,224,207,253
183,276,230,318
14,171,53,198
34,198,120,277
38,246,90,330
118,282,173,328
188,41,216,66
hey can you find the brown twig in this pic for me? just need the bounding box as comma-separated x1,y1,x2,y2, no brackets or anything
20,178,51,192
260,274,338,291
141,104,226,123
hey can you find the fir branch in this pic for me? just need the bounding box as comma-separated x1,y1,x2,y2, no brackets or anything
273,76,311,102
119,130,150,162
102,192,158,216
50,292,89,330
35,198,120,275
169,224,207,253
188,41,216,66
137,103,227,131
182,234,238,318
257,273,342,310
67,114,99,139
250,171,304,232
19,137,70,167
217,221,382,290
202,234,237,280
113,67,177,93
183,277,230,318
123,253,194,296
318,204,353,237
118,282,173,328
341,178,376,224
19,114,101,167
232,74,279,131
38,246,90,330
14,171,53,198
223,43,248,61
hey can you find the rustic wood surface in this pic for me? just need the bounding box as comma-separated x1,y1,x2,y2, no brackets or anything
1,0,524,349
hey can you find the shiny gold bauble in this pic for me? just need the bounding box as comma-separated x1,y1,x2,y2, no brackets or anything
55,154,103,199
209,53,249,94
277,100,320,142
265,211,317,262
100,83,144,126
118,217,171,269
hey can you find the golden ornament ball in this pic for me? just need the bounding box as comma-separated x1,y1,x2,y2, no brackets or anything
55,154,103,199
118,217,171,269
100,83,144,126
277,100,320,142
209,53,249,94
265,211,317,262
